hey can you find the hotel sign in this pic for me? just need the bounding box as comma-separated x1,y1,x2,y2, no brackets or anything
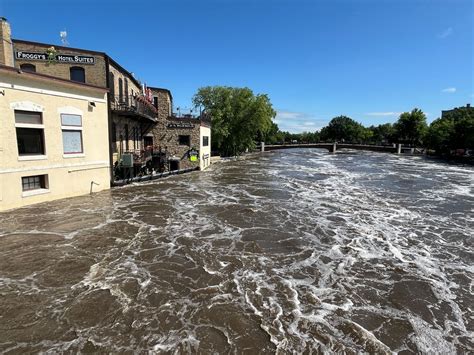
15,51,95,65
167,122,195,129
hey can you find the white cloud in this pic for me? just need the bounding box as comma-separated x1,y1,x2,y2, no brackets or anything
275,111,302,120
441,87,456,93
438,27,453,39
365,112,401,117
275,110,327,133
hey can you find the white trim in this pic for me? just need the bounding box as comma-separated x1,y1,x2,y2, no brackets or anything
57,106,83,115
18,155,48,161
63,153,85,159
10,101,44,112
61,125,82,131
0,160,109,174
0,82,107,103
22,188,50,198
15,123,45,129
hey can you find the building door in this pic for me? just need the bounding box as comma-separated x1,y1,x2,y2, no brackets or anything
144,136,153,148
169,160,179,171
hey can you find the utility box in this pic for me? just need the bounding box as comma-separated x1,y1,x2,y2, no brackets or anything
121,153,134,168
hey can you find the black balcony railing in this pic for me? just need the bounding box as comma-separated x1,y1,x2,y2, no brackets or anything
111,95,158,122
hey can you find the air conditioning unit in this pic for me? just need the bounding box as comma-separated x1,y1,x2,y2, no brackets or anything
121,153,134,168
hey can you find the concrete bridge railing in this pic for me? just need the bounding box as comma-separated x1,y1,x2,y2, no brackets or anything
259,143,413,154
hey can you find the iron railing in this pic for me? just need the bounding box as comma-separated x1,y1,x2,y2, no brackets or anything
111,94,158,122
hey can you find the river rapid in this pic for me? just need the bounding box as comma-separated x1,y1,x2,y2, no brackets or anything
0,149,473,354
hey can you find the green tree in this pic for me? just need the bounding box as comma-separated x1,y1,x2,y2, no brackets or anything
368,123,396,144
426,107,474,153
319,115,367,143
193,86,276,156
394,109,428,146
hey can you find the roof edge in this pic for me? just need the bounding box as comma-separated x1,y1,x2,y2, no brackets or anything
0,64,109,92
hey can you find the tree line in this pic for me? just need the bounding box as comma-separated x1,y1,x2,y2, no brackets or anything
194,86,473,157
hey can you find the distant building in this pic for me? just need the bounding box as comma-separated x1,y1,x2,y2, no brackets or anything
0,65,110,211
441,103,472,119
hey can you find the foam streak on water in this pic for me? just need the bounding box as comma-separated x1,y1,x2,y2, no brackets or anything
0,149,473,353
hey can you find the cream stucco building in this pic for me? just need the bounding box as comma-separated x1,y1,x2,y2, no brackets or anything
0,65,110,211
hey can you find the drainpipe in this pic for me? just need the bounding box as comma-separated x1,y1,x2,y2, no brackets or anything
105,55,114,186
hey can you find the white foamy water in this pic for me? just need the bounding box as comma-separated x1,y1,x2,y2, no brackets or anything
0,149,472,353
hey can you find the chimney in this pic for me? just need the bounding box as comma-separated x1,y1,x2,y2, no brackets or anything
0,17,14,66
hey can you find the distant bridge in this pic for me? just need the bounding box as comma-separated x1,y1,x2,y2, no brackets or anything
259,143,421,154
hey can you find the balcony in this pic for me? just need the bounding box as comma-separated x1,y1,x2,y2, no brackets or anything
170,111,211,125
111,94,158,122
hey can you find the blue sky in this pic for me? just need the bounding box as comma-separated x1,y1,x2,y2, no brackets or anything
1,0,472,132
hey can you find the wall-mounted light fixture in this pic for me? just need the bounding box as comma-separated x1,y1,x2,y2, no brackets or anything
0,90,5,96
88,101,96,107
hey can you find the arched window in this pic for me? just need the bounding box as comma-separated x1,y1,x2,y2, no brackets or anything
70,66,85,83
124,78,129,103
118,78,123,102
109,72,115,97
20,63,36,73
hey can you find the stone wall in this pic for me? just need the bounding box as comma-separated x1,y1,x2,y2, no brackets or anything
148,88,201,171
152,117,201,171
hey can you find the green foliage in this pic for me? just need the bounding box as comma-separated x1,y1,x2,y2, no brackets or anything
425,107,474,153
193,86,276,156
319,115,368,143
368,123,396,144
393,108,428,146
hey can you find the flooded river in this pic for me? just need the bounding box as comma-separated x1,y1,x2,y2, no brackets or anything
0,149,473,353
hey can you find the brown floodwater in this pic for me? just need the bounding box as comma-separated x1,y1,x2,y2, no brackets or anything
0,149,473,353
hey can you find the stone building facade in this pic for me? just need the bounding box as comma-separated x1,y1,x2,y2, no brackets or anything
149,87,211,171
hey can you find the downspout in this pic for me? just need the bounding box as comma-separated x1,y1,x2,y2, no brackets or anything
105,55,114,185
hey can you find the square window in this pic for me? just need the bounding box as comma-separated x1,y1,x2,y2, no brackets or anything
15,111,42,125
179,135,190,146
15,111,45,157
62,130,83,154
22,175,47,191
61,114,82,126
16,128,45,155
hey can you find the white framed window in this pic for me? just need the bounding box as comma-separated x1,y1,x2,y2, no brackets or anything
15,110,46,158
21,174,49,197
61,113,83,155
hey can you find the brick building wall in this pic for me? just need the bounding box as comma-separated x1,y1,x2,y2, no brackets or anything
0,18,14,66
12,40,107,88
